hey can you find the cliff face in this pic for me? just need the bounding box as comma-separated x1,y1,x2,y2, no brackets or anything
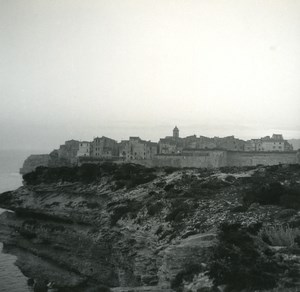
20,154,51,175
20,149,77,175
1,163,300,291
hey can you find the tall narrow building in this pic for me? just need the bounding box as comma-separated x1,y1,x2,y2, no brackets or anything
173,126,179,139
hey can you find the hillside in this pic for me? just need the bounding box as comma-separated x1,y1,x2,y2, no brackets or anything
0,163,300,292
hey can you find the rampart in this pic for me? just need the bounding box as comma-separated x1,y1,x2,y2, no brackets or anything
227,151,300,167
134,150,300,169
22,150,300,175
135,150,228,168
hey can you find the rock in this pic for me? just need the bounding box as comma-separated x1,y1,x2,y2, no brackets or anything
20,154,51,175
0,164,300,291
158,233,216,288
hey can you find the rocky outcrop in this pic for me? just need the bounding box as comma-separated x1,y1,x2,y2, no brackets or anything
20,154,51,175
1,163,300,291
20,142,80,175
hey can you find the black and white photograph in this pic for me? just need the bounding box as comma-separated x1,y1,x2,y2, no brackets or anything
0,1,300,291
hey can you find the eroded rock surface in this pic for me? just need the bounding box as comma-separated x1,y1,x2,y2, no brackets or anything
1,163,300,291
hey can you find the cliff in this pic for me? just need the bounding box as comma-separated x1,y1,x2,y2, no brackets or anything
1,163,300,291
20,149,77,175
20,154,51,175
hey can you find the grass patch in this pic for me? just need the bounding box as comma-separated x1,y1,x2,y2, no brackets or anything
259,225,300,247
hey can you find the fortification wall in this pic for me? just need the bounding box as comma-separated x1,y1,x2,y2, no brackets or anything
135,150,299,168
135,151,227,168
227,151,299,167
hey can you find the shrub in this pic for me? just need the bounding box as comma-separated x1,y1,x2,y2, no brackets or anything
259,225,300,247
23,163,157,187
171,263,203,291
201,178,229,190
183,181,212,199
164,167,181,174
230,205,248,213
0,191,12,205
77,164,102,182
110,199,143,225
146,201,164,216
243,182,300,210
86,202,100,209
208,223,282,291
165,202,190,222
113,164,157,189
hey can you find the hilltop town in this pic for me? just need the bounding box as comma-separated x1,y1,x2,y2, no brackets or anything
76,127,294,160
20,127,300,174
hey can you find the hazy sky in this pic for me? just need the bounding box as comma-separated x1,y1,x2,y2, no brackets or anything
1,0,300,151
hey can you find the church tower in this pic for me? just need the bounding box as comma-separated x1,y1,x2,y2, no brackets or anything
173,126,179,139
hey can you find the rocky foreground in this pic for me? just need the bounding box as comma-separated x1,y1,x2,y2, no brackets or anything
0,163,300,292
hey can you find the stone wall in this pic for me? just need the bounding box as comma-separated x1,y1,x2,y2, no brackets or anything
21,150,300,175
134,150,299,169
134,150,227,168
227,151,299,167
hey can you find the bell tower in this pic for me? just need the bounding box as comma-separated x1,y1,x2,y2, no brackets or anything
173,126,179,139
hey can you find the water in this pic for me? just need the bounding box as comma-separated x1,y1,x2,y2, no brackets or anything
0,150,43,292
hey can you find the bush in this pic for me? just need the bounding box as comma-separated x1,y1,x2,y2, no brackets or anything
23,163,157,187
208,223,282,291
171,263,203,291
113,164,157,189
259,225,300,247
0,191,12,205
86,202,100,209
243,183,300,210
110,199,143,225
146,201,164,216
164,167,181,174
230,205,248,213
165,201,190,222
183,181,212,199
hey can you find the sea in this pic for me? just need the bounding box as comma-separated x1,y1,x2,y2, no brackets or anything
0,150,44,292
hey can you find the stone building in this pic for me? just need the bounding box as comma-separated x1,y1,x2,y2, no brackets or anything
180,133,245,151
57,140,80,163
245,140,256,151
158,126,183,154
284,141,294,151
158,138,178,154
173,126,179,139
245,134,293,152
213,136,245,151
196,136,217,149
183,135,198,148
77,141,91,157
261,135,283,151
119,137,158,160
91,136,118,158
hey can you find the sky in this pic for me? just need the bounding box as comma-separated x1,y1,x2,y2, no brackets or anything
1,0,300,151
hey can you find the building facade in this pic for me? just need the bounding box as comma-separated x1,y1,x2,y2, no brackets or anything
77,141,91,157
119,137,158,160
91,136,118,158
245,134,293,152
57,140,80,163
